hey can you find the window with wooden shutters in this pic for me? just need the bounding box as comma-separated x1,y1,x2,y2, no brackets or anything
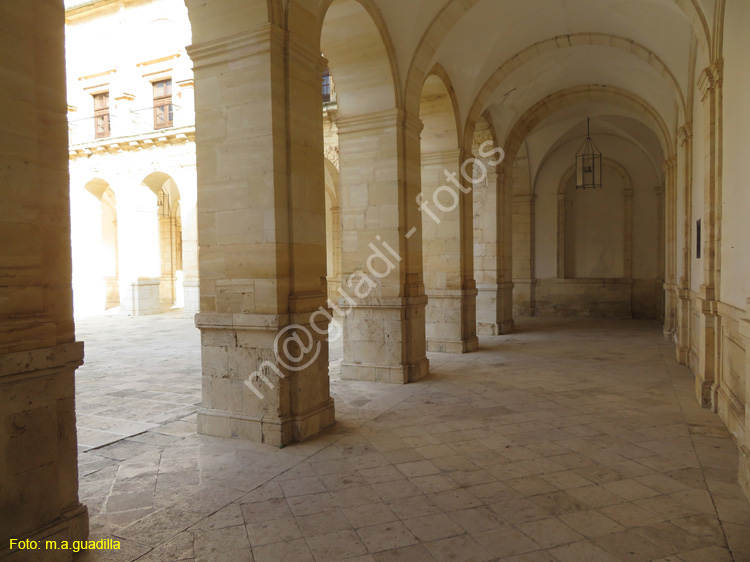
94,92,110,139
153,79,173,129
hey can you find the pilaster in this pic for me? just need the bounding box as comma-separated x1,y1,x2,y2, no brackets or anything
738,300,750,500
513,193,535,316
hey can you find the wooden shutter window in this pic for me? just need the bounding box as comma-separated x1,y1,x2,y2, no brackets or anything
153,79,173,129
94,92,110,139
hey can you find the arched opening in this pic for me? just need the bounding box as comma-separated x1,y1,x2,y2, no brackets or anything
142,172,183,310
319,0,429,383
71,178,120,316
116,171,183,316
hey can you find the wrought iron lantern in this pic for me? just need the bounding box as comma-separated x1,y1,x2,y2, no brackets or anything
576,118,602,189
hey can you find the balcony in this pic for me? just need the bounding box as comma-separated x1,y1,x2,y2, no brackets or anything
68,104,195,156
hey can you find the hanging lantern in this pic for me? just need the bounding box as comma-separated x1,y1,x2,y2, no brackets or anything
576,118,602,189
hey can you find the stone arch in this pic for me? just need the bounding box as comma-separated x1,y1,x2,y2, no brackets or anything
501,85,674,173
141,171,183,309
404,0,712,119
72,177,120,315
463,32,688,149
316,0,401,115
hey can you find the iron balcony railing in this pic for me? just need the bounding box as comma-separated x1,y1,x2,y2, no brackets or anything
67,104,188,146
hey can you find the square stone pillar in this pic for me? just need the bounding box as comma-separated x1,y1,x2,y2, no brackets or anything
337,110,429,383
513,194,535,317
0,1,89,558
472,142,513,335
421,150,478,352
675,124,693,365
188,24,334,445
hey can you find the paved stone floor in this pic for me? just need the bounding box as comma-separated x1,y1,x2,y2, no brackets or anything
74,314,750,562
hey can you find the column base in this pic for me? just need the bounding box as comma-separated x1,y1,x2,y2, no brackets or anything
425,289,478,354
675,289,692,365
427,337,479,353
195,311,335,447
198,398,335,447
340,358,429,384
695,287,718,409
476,319,515,336
341,296,429,383
0,342,88,560
120,278,162,316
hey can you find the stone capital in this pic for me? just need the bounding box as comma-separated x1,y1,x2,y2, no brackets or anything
678,122,693,146
187,23,285,70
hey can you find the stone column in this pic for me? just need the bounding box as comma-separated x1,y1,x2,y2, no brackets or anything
337,110,429,383
738,300,750,500
676,124,693,365
556,192,565,279
695,62,723,408
421,150,478,352
662,158,678,337
188,25,334,445
0,1,88,558
623,186,634,280
513,193,535,316
473,142,512,335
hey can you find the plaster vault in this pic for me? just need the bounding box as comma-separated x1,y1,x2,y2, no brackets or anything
2,0,750,559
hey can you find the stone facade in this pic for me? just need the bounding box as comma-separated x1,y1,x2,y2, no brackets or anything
65,0,199,319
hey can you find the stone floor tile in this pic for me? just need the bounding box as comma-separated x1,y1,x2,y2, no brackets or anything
343,502,398,528
600,478,660,500
371,544,437,562
192,525,251,562
296,508,353,537
246,516,301,546
253,538,314,562
591,529,674,561
559,509,625,537
565,485,625,509
279,476,328,498
676,545,734,562
355,521,418,552
424,534,495,562
306,529,368,560
428,489,484,512
241,497,294,523
472,525,541,558
598,502,665,527
550,540,620,562
506,476,559,497
402,513,465,542
386,495,440,520
516,516,584,548
370,479,422,502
